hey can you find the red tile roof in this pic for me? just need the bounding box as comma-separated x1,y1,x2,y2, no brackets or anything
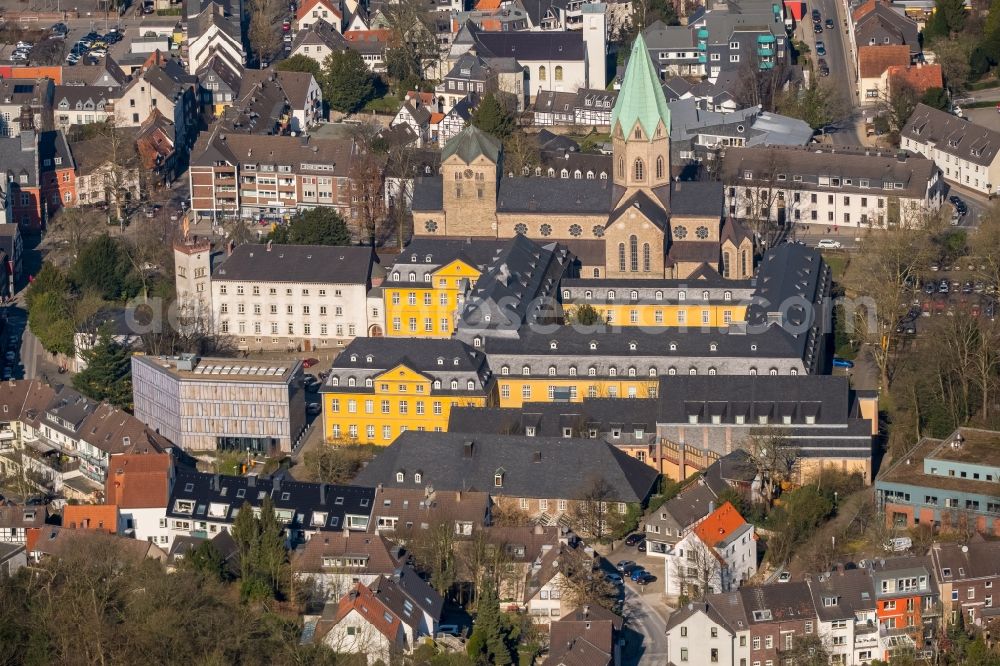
343,29,391,43
476,0,502,8
693,501,748,548
859,45,910,79
62,505,120,534
852,0,877,22
887,63,943,94
104,452,173,508
331,583,403,642
297,0,341,23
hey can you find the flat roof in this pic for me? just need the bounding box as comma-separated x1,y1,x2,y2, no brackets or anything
134,355,299,383
927,428,1000,464
878,431,1000,495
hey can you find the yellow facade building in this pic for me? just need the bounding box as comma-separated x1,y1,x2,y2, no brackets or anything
560,274,753,328
381,239,512,338
320,338,497,445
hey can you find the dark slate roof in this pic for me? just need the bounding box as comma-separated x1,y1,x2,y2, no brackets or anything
902,103,1000,168
670,180,724,217
166,470,376,532
0,134,39,188
213,244,374,284
608,190,668,232
666,599,734,633
448,398,659,439
807,568,876,622
290,18,349,53
387,238,507,275
667,240,720,264
470,24,586,61
497,177,614,214
352,431,660,504
930,541,1000,582
656,375,852,425
703,449,757,496
411,176,443,211
746,243,827,330
328,337,488,375
370,567,445,623
481,320,805,359
739,582,816,625
661,481,719,529
39,130,74,175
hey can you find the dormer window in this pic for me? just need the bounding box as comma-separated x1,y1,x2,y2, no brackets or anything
522,365,530,376
414,472,422,483
494,470,504,486
396,472,404,483
669,343,677,351
607,290,615,301
526,426,536,436
629,341,637,350
550,341,558,350
589,341,597,350
710,343,718,351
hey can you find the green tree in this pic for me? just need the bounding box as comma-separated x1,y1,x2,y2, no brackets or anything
268,207,351,245
323,50,376,113
71,235,139,301
256,496,288,599
72,329,133,408
934,38,972,93
277,54,322,79
467,578,513,665
567,303,607,326
183,540,228,581
925,0,966,41
921,86,949,110
471,92,515,140
764,484,835,564
28,291,75,357
230,498,287,601
25,263,70,310
777,78,849,130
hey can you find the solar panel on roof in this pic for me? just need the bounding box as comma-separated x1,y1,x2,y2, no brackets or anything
13,85,32,94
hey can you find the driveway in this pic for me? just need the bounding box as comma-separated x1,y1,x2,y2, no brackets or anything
621,584,669,666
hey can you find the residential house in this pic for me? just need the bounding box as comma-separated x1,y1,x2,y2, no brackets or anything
1,131,43,229
62,57,128,88
852,0,920,57
663,501,756,597
573,87,618,126
187,123,357,223
316,582,410,660
367,487,491,537
517,534,597,624
741,582,818,666
155,470,375,548
61,504,122,534
437,95,475,146
38,129,76,217
871,556,939,660
115,58,198,155
131,354,307,454
643,479,719,557
875,428,1000,536
351,431,659,529
883,63,943,101
665,595,750,666
196,55,243,117
533,90,577,125
0,78,53,138
391,92,435,148
930,540,1000,629
166,530,240,575
722,144,943,229
186,0,246,75
858,45,910,104
69,132,143,207
0,505,47,545
135,109,178,185
52,85,116,129
289,19,350,69
104,451,175,545
27,525,168,563
173,240,378,352
344,29,391,72
901,104,1000,197
548,604,624,666
298,0,343,31
292,532,407,601
807,567,880,665
226,69,324,134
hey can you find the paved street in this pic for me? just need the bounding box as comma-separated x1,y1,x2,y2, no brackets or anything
622,584,669,666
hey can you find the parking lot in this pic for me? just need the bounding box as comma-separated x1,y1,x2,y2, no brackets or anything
915,264,997,322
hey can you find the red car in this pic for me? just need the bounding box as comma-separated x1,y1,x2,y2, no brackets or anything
282,20,291,31
302,357,320,368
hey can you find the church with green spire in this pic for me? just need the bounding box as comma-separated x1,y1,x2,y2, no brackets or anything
410,35,754,281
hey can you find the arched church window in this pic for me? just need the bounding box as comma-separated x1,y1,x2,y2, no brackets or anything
634,126,642,140
618,243,626,272
643,243,650,272
634,159,644,181
618,157,624,178
741,250,748,276
656,156,665,179
629,235,638,272
539,66,546,80
555,66,563,80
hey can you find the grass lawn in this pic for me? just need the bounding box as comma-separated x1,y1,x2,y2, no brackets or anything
363,94,402,114
823,253,849,282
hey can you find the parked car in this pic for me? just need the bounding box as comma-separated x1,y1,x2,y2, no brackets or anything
616,560,636,573
819,65,830,76
832,357,854,368
624,533,645,546
778,571,792,582
815,41,826,56
634,572,656,585
302,357,320,368
824,18,834,28
816,239,842,249
283,20,291,31
306,403,321,415
813,22,823,33
812,8,821,21
629,567,648,582
605,572,623,585
939,280,950,294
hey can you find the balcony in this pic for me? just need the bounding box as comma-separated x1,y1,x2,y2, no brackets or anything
759,61,775,70
757,34,776,43
698,53,707,63
758,47,774,57
698,28,709,38
697,40,706,51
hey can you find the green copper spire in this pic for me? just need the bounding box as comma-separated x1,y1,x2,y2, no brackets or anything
611,32,672,138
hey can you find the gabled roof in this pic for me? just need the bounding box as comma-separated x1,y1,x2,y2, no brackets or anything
61,504,119,533
887,64,942,94
692,501,748,549
858,44,910,79
326,583,405,643
609,190,668,232
441,124,501,164
213,244,374,285
291,18,349,53
105,452,173,508
612,33,671,136
292,532,404,573
807,568,876,621
740,581,816,624
369,566,445,624
30,526,165,562
297,0,342,23
902,103,1000,168
469,22,585,61
0,505,47,530
352,431,660,504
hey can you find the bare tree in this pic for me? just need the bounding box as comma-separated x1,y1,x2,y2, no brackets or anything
503,131,541,178
745,429,796,502
731,151,787,249
673,539,723,599
247,0,283,64
96,118,142,225
47,208,102,261
403,519,457,596
570,476,621,541
554,543,618,610
349,123,388,246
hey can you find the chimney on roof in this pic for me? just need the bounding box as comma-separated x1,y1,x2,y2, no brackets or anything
708,500,715,514
463,441,474,458
533,450,542,463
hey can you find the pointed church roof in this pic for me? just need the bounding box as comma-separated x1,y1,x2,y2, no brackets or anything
441,124,501,164
611,33,671,137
